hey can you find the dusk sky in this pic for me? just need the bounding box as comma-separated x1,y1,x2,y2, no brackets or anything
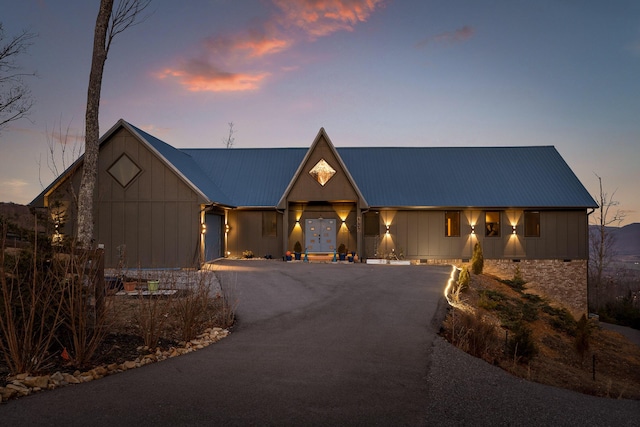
2,1,639,225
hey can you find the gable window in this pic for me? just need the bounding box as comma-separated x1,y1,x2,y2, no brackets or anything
524,211,540,237
485,211,500,237
262,211,277,237
445,211,460,237
108,154,141,188
309,158,336,186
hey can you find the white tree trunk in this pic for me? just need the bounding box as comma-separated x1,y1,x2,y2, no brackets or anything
77,0,113,248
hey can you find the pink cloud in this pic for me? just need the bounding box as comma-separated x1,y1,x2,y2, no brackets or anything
157,0,386,92
273,0,386,37
416,25,475,48
157,60,269,93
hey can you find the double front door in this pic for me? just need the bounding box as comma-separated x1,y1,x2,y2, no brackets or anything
305,219,336,253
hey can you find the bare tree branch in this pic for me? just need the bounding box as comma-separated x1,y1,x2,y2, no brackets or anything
589,173,626,310
0,23,37,132
106,0,152,55
222,122,236,148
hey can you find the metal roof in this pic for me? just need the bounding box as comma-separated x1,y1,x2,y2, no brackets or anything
31,121,597,210
338,146,598,208
182,148,306,207
178,145,596,209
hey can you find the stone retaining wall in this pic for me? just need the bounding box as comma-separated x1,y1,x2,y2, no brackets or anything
483,259,588,318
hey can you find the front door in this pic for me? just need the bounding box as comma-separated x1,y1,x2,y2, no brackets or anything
305,218,336,253
205,213,223,260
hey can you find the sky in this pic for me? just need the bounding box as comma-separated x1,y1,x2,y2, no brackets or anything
1,0,639,225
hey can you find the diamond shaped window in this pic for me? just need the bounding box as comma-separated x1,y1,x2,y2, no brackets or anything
108,154,142,188
309,159,336,186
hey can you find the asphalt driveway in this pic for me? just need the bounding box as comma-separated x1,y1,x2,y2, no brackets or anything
1,260,639,425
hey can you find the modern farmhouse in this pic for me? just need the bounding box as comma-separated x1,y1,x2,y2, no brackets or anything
32,119,598,313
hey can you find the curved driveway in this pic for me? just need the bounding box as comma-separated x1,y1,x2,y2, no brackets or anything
2,260,639,425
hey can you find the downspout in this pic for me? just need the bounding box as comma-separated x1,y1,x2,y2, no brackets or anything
586,207,596,313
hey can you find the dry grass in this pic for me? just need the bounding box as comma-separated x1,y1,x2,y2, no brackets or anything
441,273,640,400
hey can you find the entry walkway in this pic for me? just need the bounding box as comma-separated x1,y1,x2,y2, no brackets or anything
2,261,638,425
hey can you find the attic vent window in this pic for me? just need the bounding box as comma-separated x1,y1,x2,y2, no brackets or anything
108,154,141,188
309,158,336,186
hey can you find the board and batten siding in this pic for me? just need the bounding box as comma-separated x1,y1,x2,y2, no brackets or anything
372,209,588,261
94,128,205,268
226,210,283,259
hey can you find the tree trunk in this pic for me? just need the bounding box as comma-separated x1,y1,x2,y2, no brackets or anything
77,0,114,248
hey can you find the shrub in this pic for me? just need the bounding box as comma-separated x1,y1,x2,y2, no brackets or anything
501,266,527,291
543,304,577,335
507,322,538,363
451,266,470,303
471,241,484,274
574,314,593,362
293,241,302,253
443,308,501,363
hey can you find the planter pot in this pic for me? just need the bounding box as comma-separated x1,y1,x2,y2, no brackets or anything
124,281,137,292
147,280,159,292
339,253,346,261
294,252,301,260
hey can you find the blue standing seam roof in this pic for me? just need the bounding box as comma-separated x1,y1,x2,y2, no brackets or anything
130,123,596,209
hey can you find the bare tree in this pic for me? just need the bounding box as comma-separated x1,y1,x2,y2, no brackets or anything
0,23,37,132
77,0,150,248
222,121,236,148
589,173,626,309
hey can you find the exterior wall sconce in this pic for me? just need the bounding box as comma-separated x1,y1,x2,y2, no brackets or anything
225,223,230,233
512,225,517,235
385,224,390,235
470,225,475,235
201,223,207,234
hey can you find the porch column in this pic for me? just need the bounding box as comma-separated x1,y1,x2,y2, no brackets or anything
356,204,362,260
282,204,289,255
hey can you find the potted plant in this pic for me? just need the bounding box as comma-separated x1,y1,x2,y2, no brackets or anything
147,280,159,292
337,243,347,261
294,241,302,260
124,280,137,292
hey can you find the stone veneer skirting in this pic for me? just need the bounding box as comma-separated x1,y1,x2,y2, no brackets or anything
483,259,588,318
413,258,588,318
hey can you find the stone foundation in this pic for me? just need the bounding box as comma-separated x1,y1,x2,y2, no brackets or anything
482,259,588,319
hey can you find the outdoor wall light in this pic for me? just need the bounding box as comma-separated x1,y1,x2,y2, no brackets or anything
201,223,207,234
470,225,475,234
225,223,230,233
385,224,390,235
512,225,517,235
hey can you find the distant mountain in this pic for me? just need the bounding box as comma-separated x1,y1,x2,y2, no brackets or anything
610,223,640,256
0,202,36,231
590,223,640,257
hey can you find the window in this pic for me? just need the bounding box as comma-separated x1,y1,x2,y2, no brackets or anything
364,212,380,236
485,211,500,237
262,211,277,237
445,211,460,237
309,158,336,186
108,154,141,188
524,211,540,237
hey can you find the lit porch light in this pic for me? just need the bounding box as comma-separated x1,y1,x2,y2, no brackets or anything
512,225,517,235
201,223,207,234
225,223,230,233
385,224,390,235
470,225,475,235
